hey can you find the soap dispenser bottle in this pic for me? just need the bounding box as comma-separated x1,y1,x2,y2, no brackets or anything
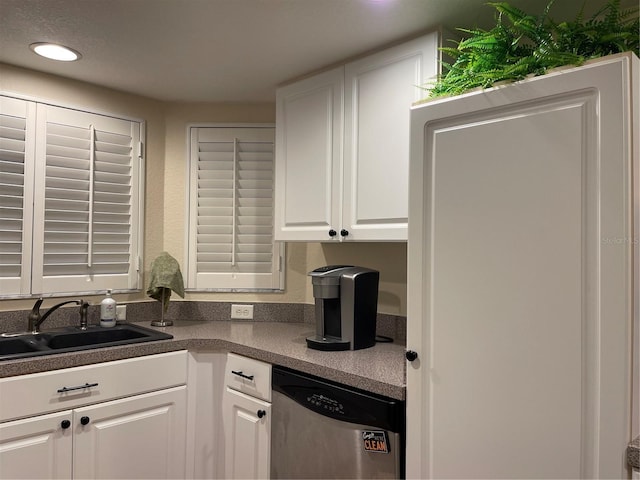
100,289,117,328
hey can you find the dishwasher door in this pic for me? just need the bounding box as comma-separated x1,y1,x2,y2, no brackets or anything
271,366,404,479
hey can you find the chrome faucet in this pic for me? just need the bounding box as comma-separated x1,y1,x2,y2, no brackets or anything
28,298,81,333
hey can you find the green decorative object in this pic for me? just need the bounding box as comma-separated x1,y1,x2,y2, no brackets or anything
147,252,185,327
428,0,639,98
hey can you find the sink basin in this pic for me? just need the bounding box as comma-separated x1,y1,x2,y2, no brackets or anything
0,324,173,361
0,337,43,356
46,328,147,349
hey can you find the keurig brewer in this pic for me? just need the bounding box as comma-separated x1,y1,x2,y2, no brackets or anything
307,265,379,351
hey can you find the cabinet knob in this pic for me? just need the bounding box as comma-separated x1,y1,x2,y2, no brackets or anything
406,350,418,362
257,410,267,419
328,229,337,237
61,420,71,429
340,229,349,237
80,416,90,426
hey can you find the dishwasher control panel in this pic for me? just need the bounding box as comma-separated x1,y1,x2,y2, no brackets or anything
272,365,404,431
306,393,344,415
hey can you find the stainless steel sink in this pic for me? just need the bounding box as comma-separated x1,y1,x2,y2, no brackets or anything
0,324,173,360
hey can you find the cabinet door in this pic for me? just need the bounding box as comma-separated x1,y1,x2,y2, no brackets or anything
275,67,344,241
0,410,72,479
222,387,270,479
343,32,439,241
73,386,187,479
407,53,639,479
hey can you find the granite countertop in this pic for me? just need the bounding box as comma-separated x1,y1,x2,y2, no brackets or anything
0,321,407,400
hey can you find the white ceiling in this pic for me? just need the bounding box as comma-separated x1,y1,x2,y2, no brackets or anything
0,0,617,103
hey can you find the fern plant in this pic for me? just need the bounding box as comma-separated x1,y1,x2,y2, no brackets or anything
428,0,639,98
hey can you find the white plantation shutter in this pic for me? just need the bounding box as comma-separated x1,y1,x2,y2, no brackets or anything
32,104,142,295
188,126,283,290
0,97,35,296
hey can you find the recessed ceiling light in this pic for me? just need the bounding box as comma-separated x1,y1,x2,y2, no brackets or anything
29,42,82,62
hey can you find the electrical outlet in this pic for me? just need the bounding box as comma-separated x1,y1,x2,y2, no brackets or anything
231,304,254,320
116,304,127,321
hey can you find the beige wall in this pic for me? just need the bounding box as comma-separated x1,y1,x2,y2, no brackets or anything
0,64,407,315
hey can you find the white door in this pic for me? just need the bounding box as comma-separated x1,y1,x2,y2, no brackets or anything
343,32,439,241
274,67,344,242
222,387,271,479
407,53,639,479
0,410,72,479
73,386,187,479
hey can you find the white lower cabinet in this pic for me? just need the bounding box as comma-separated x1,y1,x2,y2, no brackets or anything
221,353,271,479
73,386,187,479
0,351,188,479
0,410,72,479
222,388,271,480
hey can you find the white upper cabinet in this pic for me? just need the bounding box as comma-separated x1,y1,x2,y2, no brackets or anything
275,67,344,241
275,31,439,242
343,33,440,240
406,53,639,479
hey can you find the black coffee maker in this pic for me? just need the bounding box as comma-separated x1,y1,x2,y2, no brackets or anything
306,265,379,351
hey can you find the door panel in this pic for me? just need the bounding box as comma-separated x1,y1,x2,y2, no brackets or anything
407,54,638,479
222,387,270,479
0,410,72,479
343,32,439,240
275,67,343,241
73,386,187,479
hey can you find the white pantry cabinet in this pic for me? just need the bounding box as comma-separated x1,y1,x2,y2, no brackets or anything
221,353,271,479
0,351,188,479
275,32,439,242
407,53,640,478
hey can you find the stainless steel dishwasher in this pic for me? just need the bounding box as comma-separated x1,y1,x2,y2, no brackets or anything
271,365,404,479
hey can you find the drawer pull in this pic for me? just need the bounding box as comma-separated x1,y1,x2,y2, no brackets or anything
61,420,71,429
80,416,90,426
257,409,266,419
231,370,254,381
57,382,99,393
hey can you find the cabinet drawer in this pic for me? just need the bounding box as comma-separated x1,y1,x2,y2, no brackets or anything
225,353,271,402
0,351,188,422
